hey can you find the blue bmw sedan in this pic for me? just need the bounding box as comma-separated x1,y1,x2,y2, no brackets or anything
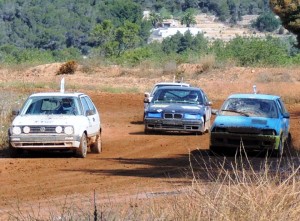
144,86,212,134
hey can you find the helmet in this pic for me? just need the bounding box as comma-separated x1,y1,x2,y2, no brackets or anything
62,98,72,109
188,92,198,102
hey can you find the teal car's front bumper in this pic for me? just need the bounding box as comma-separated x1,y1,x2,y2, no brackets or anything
210,132,280,150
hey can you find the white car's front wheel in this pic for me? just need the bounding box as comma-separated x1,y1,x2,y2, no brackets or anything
76,133,87,158
90,133,102,153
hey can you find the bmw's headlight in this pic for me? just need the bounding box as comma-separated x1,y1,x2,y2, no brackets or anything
184,113,202,120
64,126,74,135
23,126,30,134
12,126,22,135
147,112,162,118
55,126,63,134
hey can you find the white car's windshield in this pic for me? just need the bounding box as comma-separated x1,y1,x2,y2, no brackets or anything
22,96,82,115
221,98,278,118
152,89,203,105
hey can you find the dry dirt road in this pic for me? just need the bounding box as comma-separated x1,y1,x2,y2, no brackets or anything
0,92,300,217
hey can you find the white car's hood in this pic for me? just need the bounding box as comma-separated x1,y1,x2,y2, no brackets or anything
12,115,85,126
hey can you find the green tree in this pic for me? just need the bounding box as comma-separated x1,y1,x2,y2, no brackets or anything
252,12,280,32
192,33,209,52
162,32,182,54
115,21,141,56
269,0,300,46
218,0,230,21
178,31,194,52
149,12,163,28
181,8,197,27
90,20,114,47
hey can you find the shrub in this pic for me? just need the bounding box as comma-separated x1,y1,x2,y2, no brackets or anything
252,12,281,32
56,60,78,75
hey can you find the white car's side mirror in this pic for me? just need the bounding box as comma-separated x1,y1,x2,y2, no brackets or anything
12,109,20,116
144,92,150,103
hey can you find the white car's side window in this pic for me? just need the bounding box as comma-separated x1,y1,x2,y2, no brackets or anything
81,97,90,115
84,96,96,114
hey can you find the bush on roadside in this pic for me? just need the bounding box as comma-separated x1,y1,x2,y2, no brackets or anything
56,60,78,75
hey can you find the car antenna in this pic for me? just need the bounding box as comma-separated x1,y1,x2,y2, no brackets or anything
253,85,257,94
60,77,65,93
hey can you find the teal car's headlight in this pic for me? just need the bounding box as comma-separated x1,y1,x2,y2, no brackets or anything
147,112,162,118
184,113,202,120
261,129,277,135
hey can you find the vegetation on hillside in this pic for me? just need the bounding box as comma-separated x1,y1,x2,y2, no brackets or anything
0,0,298,67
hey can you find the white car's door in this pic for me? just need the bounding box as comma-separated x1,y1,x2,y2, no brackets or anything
80,96,100,136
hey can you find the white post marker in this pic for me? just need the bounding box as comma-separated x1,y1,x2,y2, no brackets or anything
60,77,65,93
253,85,257,94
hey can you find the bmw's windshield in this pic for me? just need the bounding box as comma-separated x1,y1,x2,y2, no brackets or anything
21,96,82,115
152,89,203,105
220,98,278,118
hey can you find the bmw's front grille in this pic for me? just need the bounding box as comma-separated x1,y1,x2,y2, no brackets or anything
164,113,183,119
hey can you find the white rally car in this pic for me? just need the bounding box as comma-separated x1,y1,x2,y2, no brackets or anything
8,91,102,158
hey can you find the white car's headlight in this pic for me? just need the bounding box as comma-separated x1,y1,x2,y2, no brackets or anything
64,126,74,135
55,126,63,134
23,126,30,134
12,126,22,135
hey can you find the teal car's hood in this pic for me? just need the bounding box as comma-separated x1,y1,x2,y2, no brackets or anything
213,115,280,131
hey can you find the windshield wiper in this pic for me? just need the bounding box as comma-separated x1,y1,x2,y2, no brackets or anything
221,109,249,117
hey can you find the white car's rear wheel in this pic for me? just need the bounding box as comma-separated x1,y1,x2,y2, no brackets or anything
76,133,87,158
90,134,102,153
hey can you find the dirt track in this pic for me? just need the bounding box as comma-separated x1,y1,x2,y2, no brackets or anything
0,91,300,217
0,92,213,214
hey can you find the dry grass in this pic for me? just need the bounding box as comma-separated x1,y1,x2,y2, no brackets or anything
4,148,300,220
0,91,27,149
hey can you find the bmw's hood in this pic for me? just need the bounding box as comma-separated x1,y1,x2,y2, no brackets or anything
12,115,82,126
148,103,205,114
213,115,280,130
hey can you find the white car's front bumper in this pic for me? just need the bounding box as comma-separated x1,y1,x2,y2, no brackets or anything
9,134,81,150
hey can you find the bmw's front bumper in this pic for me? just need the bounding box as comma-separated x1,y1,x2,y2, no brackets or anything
144,118,204,132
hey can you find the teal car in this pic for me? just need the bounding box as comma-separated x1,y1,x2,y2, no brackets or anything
209,94,290,156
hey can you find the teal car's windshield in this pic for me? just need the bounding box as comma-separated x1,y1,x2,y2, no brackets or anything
152,88,203,105
22,96,82,115
220,98,278,118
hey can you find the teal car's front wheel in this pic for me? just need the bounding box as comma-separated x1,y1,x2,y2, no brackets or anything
277,136,284,157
